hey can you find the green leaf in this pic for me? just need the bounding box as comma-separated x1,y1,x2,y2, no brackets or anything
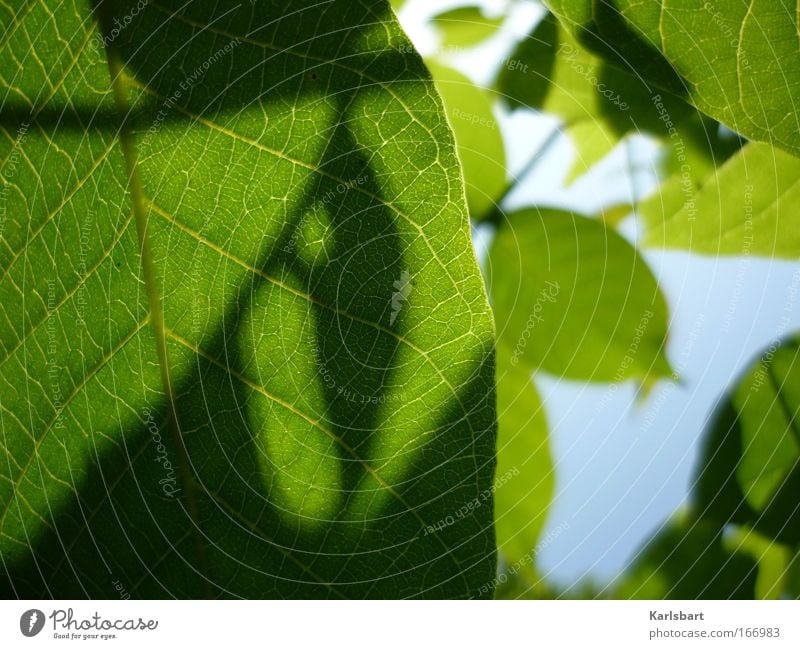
695,336,800,546
546,0,800,158
496,13,645,126
615,515,757,599
427,62,507,221
641,142,800,258
495,12,740,188
492,348,553,588
495,12,559,113
599,203,633,228
432,6,504,48
495,13,628,182
723,526,793,599
0,0,497,598
489,209,672,382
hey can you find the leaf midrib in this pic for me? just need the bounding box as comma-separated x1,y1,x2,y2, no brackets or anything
93,0,212,594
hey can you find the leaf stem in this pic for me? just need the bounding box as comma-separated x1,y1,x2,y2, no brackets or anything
625,136,639,210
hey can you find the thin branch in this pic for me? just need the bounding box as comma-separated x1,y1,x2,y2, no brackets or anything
481,121,565,227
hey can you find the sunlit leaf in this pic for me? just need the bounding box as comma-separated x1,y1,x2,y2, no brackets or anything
432,6,504,48
0,0,497,598
546,0,800,157
641,143,800,258
723,526,793,599
495,12,739,188
489,209,672,382
496,13,650,127
599,203,633,227
564,119,617,183
493,348,552,587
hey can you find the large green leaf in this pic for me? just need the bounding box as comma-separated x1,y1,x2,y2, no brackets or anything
0,0,497,598
642,142,800,257
695,336,800,547
489,209,672,383
546,0,800,158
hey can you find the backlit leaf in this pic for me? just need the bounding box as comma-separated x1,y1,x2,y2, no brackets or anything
546,0,800,157
615,515,757,599
641,143,800,258
489,209,672,382
493,348,553,587
0,0,497,598
495,12,740,190
432,6,504,48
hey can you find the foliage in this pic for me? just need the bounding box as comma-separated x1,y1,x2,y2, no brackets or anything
546,0,800,157
423,0,800,599
1,0,799,600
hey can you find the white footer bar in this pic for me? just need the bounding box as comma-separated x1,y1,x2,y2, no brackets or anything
1,600,797,648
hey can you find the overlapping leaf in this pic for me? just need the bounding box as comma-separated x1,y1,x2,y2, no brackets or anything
495,12,740,185
620,251,800,602
546,0,800,158
695,336,800,547
487,208,672,589
724,526,794,599
615,515,757,598
492,347,552,586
